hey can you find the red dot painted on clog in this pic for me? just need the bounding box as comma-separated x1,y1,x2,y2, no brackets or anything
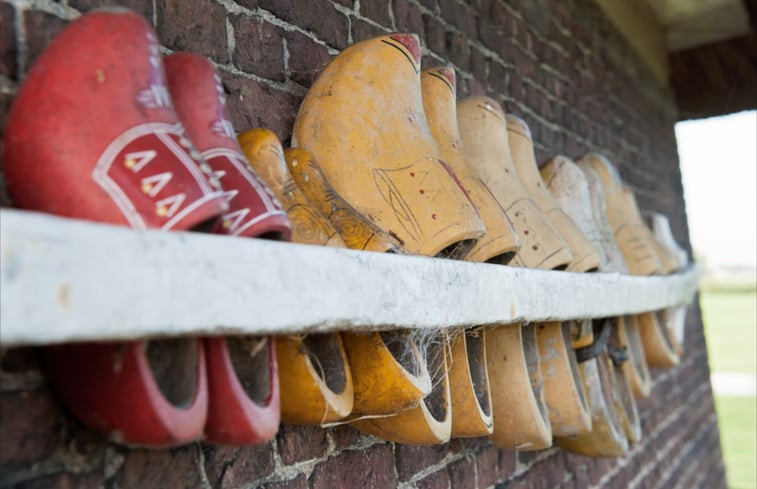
532,245,538,251
410,172,415,177
432,213,437,220
524,230,529,235
419,189,425,194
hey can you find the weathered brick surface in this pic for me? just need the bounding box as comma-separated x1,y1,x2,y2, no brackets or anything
0,0,724,488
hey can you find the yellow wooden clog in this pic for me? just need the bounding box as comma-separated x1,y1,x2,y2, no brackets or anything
421,66,520,264
285,148,404,253
352,333,452,444
486,324,552,450
507,129,601,273
238,129,345,247
448,327,493,437
292,33,485,258
457,97,573,270
617,315,652,398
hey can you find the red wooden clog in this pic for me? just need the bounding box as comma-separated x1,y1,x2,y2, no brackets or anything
2,9,226,446
164,52,289,445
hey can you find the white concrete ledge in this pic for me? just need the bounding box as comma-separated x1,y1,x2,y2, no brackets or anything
0,209,700,346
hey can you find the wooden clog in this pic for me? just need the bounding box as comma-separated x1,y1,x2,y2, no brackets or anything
352,333,452,445
486,324,552,450
276,333,354,424
608,326,642,444
4,10,226,446
556,354,629,457
637,311,680,368
506,129,600,273
203,337,280,444
421,67,519,264
536,322,591,437
237,129,355,425
343,330,432,416
284,148,404,253
578,154,662,276
448,327,493,437
165,53,290,241
238,129,346,247
292,33,485,258
457,97,573,270
617,315,652,398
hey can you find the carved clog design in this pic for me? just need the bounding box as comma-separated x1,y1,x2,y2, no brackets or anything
2,10,228,446
353,334,452,444
421,67,519,264
285,148,404,253
536,322,591,437
486,324,552,450
457,97,573,270
165,53,292,444
238,129,345,247
506,126,601,273
237,130,354,425
292,34,485,258
448,328,494,437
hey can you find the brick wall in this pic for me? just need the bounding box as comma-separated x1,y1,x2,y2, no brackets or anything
0,0,727,488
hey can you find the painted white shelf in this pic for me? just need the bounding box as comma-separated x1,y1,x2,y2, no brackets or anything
0,209,699,346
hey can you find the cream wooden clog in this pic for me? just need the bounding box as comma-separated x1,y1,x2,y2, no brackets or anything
486,324,552,450
448,327,494,437
507,128,601,273
285,148,404,253
292,34,485,258
536,322,591,437
457,97,573,270
352,333,452,444
239,129,345,247
421,67,520,264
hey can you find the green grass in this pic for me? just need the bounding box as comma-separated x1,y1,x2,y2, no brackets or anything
715,396,757,489
701,289,757,489
700,290,757,373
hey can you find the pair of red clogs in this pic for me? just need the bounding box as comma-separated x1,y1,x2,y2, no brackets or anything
2,9,288,446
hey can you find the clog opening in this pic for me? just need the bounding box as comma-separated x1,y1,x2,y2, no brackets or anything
465,330,490,416
564,324,588,411
598,355,625,432
435,239,477,260
227,336,271,404
486,251,516,265
522,324,548,422
623,318,647,379
145,338,198,408
424,341,448,422
380,331,421,377
258,231,288,241
303,333,347,394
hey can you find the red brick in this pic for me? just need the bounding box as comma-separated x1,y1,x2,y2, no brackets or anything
330,424,363,450
360,2,392,26
476,446,499,487
0,389,59,466
277,424,329,465
498,449,516,481
117,445,205,488
156,0,228,64
285,30,332,87
231,15,285,82
309,445,397,489
438,0,477,39
395,443,450,481
23,10,68,69
203,443,275,487
1,2,16,79
258,0,348,49
416,468,451,489
392,0,424,37
423,13,446,55
446,30,470,71
447,456,476,488
351,17,387,44
220,73,301,144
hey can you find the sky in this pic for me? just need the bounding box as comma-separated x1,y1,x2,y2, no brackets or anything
676,110,757,271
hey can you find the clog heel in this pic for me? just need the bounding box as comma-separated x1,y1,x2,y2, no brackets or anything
3,10,231,445
292,33,485,258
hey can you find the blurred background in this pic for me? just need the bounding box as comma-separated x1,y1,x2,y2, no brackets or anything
677,109,756,489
